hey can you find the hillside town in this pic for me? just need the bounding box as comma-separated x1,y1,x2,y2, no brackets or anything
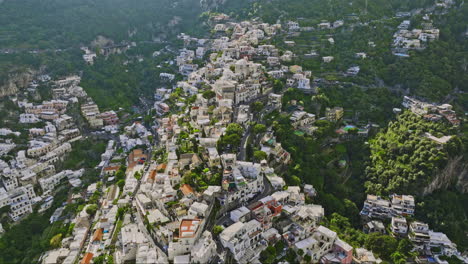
0,4,466,264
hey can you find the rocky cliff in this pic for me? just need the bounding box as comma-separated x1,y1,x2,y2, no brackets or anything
0,69,36,98
423,155,468,195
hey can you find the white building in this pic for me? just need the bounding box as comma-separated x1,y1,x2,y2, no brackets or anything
220,220,264,261
8,186,36,221
188,202,209,218
190,231,217,263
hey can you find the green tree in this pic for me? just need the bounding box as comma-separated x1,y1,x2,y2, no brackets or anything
253,124,267,135
253,150,267,162
117,179,125,190
251,101,264,113
290,175,301,186
273,79,284,93
49,234,62,248
202,90,216,100
107,255,115,264
86,204,98,216
226,123,244,136
134,171,142,180
213,225,224,236
365,233,398,259
93,255,106,264
260,246,277,264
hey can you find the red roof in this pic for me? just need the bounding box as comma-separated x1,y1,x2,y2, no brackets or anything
179,219,200,238
92,228,103,242
80,253,94,264
156,163,167,171
149,170,157,181
104,166,120,171
180,184,194,196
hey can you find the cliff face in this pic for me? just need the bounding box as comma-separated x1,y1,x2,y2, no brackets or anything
423,155,468,195
0,69,36,98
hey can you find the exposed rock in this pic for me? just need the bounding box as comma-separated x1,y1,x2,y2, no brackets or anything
0,69,36,98
423,155,468,195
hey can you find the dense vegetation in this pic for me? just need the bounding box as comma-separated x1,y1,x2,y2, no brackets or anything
0,188,69,264
263,107,368,225
0,0,206,49
60,138,107,170
80,54,162,110
416,191,468,251
0,0,207,100
245,0,468,110
218,0,434,23
0,0,466,260
365,111,461,194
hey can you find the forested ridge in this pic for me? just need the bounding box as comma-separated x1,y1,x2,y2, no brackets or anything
0,0,206,49
0,0,467,260
365,111,462,194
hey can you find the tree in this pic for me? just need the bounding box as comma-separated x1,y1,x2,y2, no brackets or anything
285,249,298,263
391,251,407,264
222,134,241,148
93,255,106,264
343,199,360,227
290,175,301,186
226,123,244,136
117,179,125,190
273,79,284,93
275,240,286,253
117,207,127,220
50,233,62,248
251,101,264,112
86,204,98,216
134,171,142,180
253,124,267,135
116,170,125,181
397,239,413,255
365,233,398,259
312,94,329,115
260,246,277,264
107,255,115,264
202,90,216,100
213,225,223,236
246,142,253,160
253,150,267,162
143,114,153,125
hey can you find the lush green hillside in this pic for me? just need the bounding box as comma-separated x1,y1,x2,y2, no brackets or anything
80,54,168,110
219,0,434,23
365,111,462,194
416,191,468,251
0,0,206,49
233,0,468,109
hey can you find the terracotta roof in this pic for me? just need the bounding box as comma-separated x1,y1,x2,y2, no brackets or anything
149,170,157,181
132,149,143,155
179,219,200,238
129,149,146,161
92,228,103,242
104,165,120,171
180,184,194,196
156,163,167,171
80,253,94,264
